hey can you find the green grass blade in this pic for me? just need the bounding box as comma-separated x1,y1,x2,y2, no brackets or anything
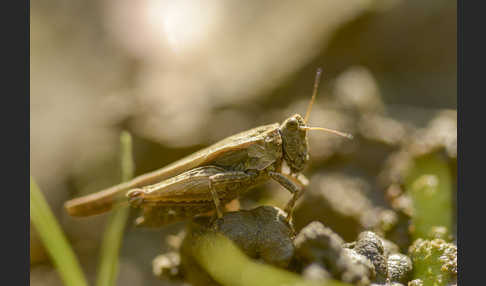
96,131,135,286
192,233,350,286
30,177,88,286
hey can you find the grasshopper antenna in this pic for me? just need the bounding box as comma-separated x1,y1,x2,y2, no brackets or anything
302,68,353,140
300,126,353,140
304,67,323,123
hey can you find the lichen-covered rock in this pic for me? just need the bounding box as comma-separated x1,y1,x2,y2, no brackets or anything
354,231,388,281
342,248,376,280
408,238,457,286
387,253,412,283
294,221,344,263
294,221,373,285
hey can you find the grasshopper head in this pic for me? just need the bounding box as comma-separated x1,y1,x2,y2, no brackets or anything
279,113,353,173
279,68,353,173
279,114,309,173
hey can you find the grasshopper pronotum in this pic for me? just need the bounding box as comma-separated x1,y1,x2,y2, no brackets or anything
64,68,352,227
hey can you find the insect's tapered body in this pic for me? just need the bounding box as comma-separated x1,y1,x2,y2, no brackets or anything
129,124,287,226
66,124,282,216
66,122,303,225
64,68,352,227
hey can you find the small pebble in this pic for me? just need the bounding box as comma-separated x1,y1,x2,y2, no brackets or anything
294,221,344,263
387,253,412,283
342,248,376,279
295,222,373,285
354,231,388,280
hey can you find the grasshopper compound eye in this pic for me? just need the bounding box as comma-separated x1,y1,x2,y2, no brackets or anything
288,118,299,128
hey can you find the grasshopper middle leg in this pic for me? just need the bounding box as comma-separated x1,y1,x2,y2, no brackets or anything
209,171,255,218
268,171,303,222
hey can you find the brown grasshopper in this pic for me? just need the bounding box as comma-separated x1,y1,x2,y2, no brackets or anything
64,68,352,227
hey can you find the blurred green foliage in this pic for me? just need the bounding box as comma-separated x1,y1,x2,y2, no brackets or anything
30,177,88,286
405,153,456,286
405,153,453,241
96,131,135,286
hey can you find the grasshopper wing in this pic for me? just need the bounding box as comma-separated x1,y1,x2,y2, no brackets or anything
65,123,280,217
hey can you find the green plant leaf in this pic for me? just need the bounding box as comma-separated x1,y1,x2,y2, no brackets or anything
96,131,135,286
30,177,88,286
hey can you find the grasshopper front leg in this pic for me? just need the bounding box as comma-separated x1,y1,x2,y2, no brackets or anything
268,171,304,222
285,173,308,215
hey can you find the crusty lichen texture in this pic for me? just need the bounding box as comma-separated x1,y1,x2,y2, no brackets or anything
408,238,457,286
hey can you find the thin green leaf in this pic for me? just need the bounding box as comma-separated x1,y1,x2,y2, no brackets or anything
96,131,135,286
30,177,88,286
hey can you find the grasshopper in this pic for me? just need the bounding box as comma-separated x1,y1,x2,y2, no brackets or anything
64,68,352,227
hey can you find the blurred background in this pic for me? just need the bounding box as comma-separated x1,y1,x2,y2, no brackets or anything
30,0,456,285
